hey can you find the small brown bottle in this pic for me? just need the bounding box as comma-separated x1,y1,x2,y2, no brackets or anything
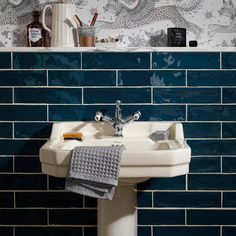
27,11,46,47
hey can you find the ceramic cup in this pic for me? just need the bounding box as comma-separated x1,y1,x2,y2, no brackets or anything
77,26,95,47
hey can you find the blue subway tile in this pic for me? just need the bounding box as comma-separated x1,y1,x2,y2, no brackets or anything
118,70,186,86
154,88,220,104
154,192,221,208
0,193,14,208
223,227,236,236
190,156,221,173
137,192,152,207
0,156,13,172
153,227,220,236
184,123,221,138
152,52,220,69
223,192,236,207
84,196,97,208
13,53,81,69
49,209,97,225
138,209,185,225
15,156,41,173
84,88,151,104
0,227,13,236
188,210,236,225
49,70,116,86
49,105,186,122
0,140,46,155
0,88,12,103
223,88,236,103
16,192,83,208
0,174,47,190
138,176,186,190
0,209,47,225
14,122,52,138
84,227,97,236
222,157,236,173
82,52,150,69
0,53,11,69
187,140,236,155
15,227,83,236
188,70,236,86
49,177,66,190
0,105,47,121
138,226,152,236
0,71,46,86
0,123,12,138
188,174,236,190
222,123,236,138
15,88,82,104
222,53,236,69
188,105,236,121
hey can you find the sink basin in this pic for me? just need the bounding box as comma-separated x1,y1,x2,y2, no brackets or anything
39,121,191,236
40,121,191,180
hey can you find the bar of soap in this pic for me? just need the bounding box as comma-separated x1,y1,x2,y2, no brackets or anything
150,130,169,141
63,132,84,141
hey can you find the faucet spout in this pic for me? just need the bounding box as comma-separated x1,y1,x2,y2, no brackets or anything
94,100,141,137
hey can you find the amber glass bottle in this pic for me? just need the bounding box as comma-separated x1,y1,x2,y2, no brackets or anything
27,11,46,47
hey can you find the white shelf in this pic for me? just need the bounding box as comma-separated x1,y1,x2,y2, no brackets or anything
1,47,236,52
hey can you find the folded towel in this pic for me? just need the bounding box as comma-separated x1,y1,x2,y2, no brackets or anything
65,146,124,200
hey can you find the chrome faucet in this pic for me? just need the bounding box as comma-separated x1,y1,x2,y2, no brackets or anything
94,100,141,137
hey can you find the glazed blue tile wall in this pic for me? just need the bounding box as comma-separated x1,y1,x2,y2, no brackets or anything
0,51,236,236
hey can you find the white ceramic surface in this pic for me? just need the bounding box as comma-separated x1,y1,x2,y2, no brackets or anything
39,121,191,236
40,121,191,180
42,3,76,47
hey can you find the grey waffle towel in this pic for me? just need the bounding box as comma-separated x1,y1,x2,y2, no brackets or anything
65,146,124,200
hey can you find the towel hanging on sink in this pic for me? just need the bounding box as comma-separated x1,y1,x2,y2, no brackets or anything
65,145,124,200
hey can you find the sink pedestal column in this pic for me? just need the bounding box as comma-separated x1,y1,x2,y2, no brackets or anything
98,185,137,236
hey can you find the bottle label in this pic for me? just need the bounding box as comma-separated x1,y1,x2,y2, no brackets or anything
29,28,42,43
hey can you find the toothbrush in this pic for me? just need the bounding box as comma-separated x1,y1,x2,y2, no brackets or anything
74,15,83,27
90,13,98,27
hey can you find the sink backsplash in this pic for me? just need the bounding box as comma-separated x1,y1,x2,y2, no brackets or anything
1,0,236,47
0,50,236,236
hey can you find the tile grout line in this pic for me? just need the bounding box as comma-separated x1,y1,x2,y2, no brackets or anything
11,52,13,69
81,52,83,69
220,52,222,70
150,52,152,70
185,209,187,225
46,70,49,86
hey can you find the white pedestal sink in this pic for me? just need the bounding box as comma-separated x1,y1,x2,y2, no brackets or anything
40,121,191,236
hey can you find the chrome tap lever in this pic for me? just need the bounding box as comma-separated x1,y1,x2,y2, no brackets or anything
94,111,103,121
95,101,140,137
123,111,141,124
133,111,141,120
